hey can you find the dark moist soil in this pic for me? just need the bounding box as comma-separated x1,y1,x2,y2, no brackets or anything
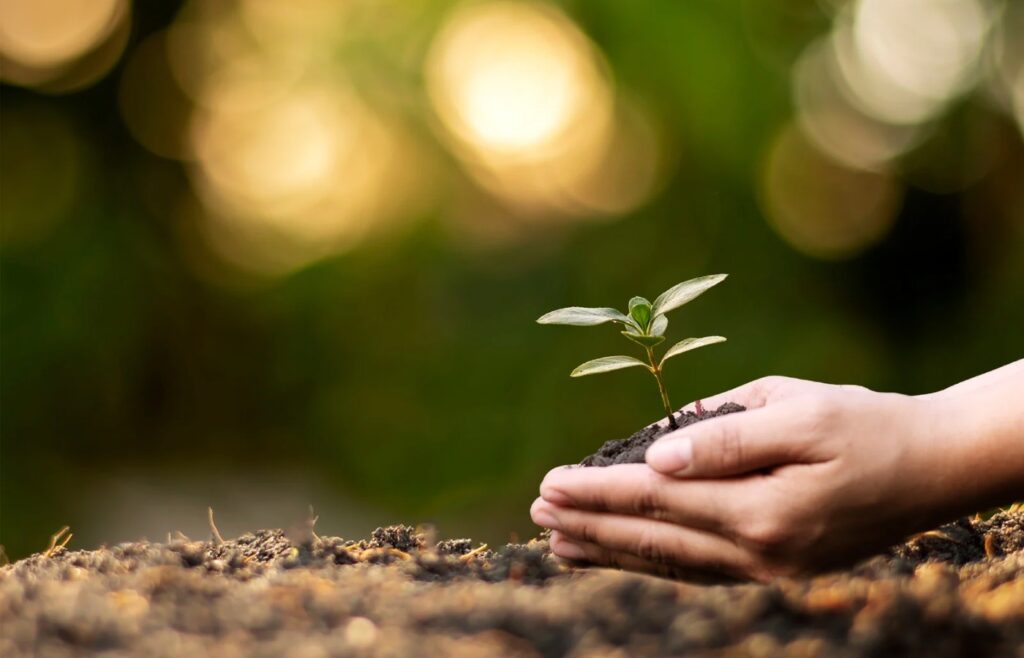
3,510,1024,657
581,402,746,466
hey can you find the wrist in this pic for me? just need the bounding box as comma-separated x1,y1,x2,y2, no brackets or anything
911,387,1024,519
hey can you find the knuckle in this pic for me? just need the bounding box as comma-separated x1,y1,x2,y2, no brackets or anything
724,495,761,537
810,393,840,421
710,424,745,474
632,473,665,517
634,526,666,563
538,483,573,507
755,375,785,389
753,376,788,400
740,517,792,554
800,395,839,435
574,518,599,545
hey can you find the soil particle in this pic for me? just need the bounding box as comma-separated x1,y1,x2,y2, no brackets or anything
364,525,425,552
436,538,474,555
580,402,746,466
2,512,1023,657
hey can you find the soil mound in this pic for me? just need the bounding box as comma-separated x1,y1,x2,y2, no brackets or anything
581,402,746,466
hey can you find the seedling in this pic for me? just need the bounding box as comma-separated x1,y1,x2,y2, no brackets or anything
537,274,728,429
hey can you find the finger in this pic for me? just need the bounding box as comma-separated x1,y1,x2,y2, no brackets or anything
549,531,746,582
643,379,772,432
646,399,818,478
539,464,747,534
530,499,753,577
677,376,790,416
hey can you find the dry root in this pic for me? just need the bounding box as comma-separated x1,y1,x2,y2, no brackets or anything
208,507,225,546
44,526,73,557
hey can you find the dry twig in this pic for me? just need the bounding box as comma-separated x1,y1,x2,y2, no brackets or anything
308,505,321,543
459,543,489,563
208,507,225,546
44,526,73,557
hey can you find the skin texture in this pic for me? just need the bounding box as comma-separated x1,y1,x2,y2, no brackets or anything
531,360,1024,581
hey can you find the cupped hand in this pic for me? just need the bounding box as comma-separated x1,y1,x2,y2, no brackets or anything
531,376,957,581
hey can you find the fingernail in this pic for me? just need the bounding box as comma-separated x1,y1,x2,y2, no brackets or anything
646,436,693,474
552,538,587,560
539,485,573,507
531,504,562,530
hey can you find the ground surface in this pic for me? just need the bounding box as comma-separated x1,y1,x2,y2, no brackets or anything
2,510,1023,657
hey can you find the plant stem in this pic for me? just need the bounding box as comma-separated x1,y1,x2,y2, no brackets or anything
644,346,677,429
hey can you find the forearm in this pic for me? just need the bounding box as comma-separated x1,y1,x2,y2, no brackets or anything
916,364,1024,518
920,358,1024,400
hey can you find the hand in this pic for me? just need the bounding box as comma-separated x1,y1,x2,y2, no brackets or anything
531,374,1021,580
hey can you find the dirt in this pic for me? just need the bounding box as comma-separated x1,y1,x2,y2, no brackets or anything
3,509,1023,658
580,402,746,466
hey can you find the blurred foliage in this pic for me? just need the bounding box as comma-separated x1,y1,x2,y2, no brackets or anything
1,0,1022,560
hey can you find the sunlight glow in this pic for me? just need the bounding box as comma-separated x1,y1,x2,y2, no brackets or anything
188,80,417,274
147,0,434,275
789,0,996,175
0,0,130,90
759,122,902,260
836,0,990,125
793,37,922,172
425,1,659,219
427,1,602,156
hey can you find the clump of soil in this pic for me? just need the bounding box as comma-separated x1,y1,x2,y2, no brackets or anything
890,512,1024,565
3,510,1023,658
581,402,746,466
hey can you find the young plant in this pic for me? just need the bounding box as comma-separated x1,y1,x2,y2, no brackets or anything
537,274,728,429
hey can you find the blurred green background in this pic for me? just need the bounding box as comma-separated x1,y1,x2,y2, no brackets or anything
2,0,1022,560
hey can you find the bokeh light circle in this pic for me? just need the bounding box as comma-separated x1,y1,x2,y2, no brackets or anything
187,75,427,275
793,36,924,172
426,1,608,159
759,122,903,260
832,0,990,126
424,1,658,218
0,0,130,89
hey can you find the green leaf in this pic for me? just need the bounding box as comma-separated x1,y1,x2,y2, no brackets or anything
650,314,668,336
571,356,651,377
627,296,652,330
621,331,666,348
651,274,728,317
537,307,632,326
660,336,727,366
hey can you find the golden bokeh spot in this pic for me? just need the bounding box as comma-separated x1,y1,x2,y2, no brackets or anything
425,1,660,219
238,0,348,59
165,8,305,112
0,0,130,90
154,0,435,275
188,78,427,275
759,122,902,260
426,1,604,157
556,97,663,216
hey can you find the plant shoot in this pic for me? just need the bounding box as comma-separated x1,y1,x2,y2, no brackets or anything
537,274,728,429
